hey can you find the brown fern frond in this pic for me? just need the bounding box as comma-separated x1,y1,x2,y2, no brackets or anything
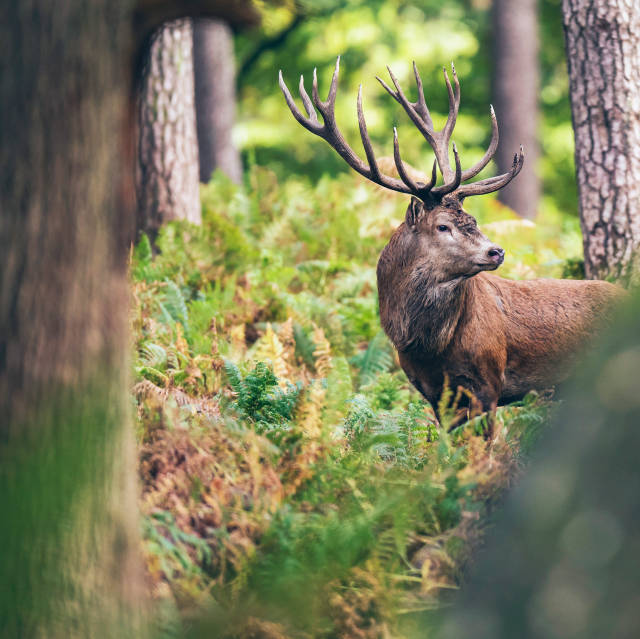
312,325,332,378
278,317,296,370
230,323,247,359
254,323,289,384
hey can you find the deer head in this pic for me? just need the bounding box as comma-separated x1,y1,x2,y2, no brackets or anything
279,58,523,280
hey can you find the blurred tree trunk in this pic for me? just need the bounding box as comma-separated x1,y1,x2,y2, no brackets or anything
0,2,144,637
563,0,640,280
1,1,258,636
137,19,201,239
193,18,243,184
492,0,540,220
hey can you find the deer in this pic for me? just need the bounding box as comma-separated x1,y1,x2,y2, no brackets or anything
279,57,624,433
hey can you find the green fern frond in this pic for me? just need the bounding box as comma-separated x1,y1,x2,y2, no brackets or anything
139,342,168,369
162,279,189,330
351,331,394,388
136,365,169,386
293,323,316,368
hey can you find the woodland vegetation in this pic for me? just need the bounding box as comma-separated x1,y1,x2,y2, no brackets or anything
3,1,640,638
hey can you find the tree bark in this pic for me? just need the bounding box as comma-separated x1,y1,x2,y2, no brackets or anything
193,18,243,184
563,0,640,279
492,0,540,220
137,19,202,238
0,2,144,636
0,1,258,636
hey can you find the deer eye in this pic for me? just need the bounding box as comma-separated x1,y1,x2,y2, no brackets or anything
437,225,450,233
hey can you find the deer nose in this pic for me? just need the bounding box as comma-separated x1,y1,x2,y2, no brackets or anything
487,246,505,263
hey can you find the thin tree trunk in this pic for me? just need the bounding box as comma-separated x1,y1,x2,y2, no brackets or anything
193,18,243,184
137,19,201,238
492,0,540,220
0,2,144,636
563,0,640,279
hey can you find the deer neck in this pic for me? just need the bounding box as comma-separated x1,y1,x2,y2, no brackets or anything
381,265,473,355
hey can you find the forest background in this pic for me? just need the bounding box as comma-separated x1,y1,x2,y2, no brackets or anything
5,1,635,638
133,0,583,637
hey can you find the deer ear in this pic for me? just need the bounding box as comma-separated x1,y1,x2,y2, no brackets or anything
406,197,424,229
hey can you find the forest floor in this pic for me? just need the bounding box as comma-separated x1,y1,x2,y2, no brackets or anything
132,168,580,638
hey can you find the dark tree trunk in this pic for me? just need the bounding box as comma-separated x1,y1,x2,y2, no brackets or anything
492,0,540,220
563,0,640,280
0,2,144,636
137,19,202,238
193,18,243,184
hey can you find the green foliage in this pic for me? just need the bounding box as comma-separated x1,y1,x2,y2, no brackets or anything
351,331,394,388
132,148,562,635
224,360,301,437
236,0,576,218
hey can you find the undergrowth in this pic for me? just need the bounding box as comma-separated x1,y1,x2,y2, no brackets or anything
132,168,560,638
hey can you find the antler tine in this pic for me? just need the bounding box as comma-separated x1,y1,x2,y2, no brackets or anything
412,61,433,127
311,57,341,117
393,127,418,192
457,146,525,199
298,75,316,120
377,67,438,149
460,104,499,181
427,159,437,190
280,58,426,198
393,128,439,197
442,63,461,145
433,141,462,196
326,56,340,109
357,85,381,181
279,70,323,133
311,67,322,113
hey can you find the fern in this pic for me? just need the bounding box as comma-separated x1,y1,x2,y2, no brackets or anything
139,342,168,370
132,232,154,281
351,331,394,388
343,394,375,442
223,360,301,441
363,372,407,411
293,323,316,368
161,279,189,330
252,323,289,383
323,355,353,431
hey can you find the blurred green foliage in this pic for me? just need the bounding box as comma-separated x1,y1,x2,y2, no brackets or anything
236,0,576,217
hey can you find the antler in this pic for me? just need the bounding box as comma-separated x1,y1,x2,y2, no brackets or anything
278,57,437,200
279,58,524,203
378,61,524,199
377,62,461,195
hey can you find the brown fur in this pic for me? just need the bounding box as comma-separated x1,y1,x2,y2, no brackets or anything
377,197,624,417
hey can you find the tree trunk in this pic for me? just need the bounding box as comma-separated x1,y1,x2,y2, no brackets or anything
0,1,257,636
193,18,243,184
137,19,202,238
492,0,540,220
0,2,144,636
563,0,640,280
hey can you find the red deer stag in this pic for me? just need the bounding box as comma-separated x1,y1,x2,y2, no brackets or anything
279,58,623,429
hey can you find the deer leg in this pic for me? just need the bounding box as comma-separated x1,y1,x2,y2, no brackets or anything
472,389,499,441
